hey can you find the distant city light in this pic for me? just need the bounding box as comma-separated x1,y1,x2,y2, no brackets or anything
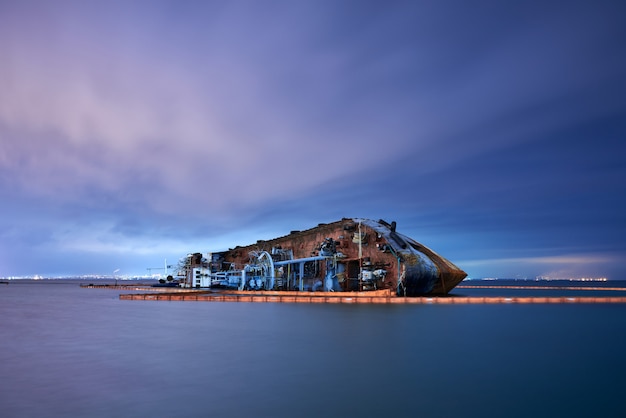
464,276,609,281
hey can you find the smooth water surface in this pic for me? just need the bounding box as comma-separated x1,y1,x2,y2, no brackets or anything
1,282,625,417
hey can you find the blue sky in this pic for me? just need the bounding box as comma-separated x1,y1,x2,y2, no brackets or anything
1,0,625,279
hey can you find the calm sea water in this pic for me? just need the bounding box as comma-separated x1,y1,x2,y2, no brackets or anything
1,281,626,418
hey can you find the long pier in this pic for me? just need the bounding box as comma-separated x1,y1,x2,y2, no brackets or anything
118,291,626,304
79,284,626,304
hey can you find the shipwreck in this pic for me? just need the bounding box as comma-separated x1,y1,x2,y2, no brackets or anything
177,218,466,296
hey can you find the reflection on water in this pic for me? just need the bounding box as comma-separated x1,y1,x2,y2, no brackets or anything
1,281,626,417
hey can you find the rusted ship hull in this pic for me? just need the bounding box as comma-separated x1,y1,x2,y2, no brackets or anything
179,218,466,296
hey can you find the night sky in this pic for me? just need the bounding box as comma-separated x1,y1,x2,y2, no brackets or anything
1,0,625,279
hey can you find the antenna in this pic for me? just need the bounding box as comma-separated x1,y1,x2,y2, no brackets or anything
358,221,362,290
